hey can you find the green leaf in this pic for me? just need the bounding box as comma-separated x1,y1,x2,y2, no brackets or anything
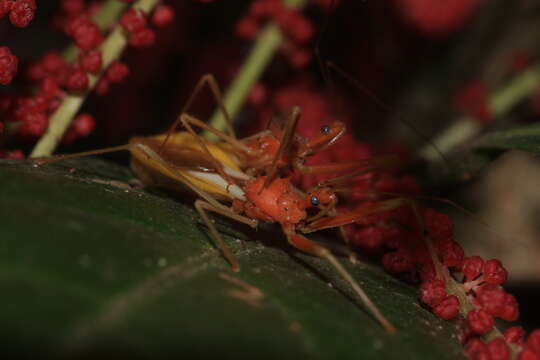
474,123,540,155
0,158,465,359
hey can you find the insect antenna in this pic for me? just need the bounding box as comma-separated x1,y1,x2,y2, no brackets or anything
325,61,451,169
32,144,135,166
311,2,450,170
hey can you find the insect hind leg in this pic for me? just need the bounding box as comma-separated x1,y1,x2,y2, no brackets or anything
194,199,258,272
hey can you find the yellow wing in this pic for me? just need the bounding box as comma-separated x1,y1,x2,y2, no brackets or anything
129,132,246,201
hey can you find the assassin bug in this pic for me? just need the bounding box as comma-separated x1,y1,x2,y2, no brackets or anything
35,74,406,334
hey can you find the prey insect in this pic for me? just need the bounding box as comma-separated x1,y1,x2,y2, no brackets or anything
35,74,403,334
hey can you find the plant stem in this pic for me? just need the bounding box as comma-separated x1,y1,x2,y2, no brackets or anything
419,64,540,162
30,0,159,158
204,0,307,140
445,276,520,356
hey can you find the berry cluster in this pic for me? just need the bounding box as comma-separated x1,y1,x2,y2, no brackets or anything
244,75,540,359
235,0,316,68
0,0,36,85
0,0,175,158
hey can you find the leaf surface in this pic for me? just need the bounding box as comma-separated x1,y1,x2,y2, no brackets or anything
0,158,465,359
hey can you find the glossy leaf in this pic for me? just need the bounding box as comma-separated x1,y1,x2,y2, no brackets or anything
0,158,465,359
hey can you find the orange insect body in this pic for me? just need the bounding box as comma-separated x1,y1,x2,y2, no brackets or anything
243,176,308,224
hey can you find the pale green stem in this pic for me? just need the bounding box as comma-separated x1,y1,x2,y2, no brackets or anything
204,0,307,139
419,65,540,162
30,0,159,158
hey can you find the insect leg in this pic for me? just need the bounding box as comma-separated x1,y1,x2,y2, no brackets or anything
179,113,253,153
159,74,238,153
182,74,236,139
302,198,407,233
262,106,302,189
32,144,135,165
179,114,238,187
283,227,395,334
194,199,258,272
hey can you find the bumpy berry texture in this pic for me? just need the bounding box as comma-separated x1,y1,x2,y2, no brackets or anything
0,46,18,84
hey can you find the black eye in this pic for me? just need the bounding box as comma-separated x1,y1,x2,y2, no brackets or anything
320,125,330,135
310,195,320,206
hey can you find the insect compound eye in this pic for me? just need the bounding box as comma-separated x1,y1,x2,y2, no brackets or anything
320,125,330,135
310,195,320,206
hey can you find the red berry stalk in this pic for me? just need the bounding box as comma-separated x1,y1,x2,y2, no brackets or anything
28,0,164,158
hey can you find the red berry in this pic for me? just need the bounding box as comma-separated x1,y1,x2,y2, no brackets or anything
0,149,24,159
476,285,506,316
498,293,519,321
287,14,314,44
423,208,454,240
437,238,464,268
95,77,109,95
419,279,447,308
62,0,85,15
467,309,494,335
66,70,88,92
41,51,67,74
129,27,156,47
72,113,95,137
78,50,102,74
151,4,174,27
486,338,510,360
40,78,61,99
504,326,525,345
433,295,460,320
483,259,508,285
519,348,540,360
0,0,14,18
395,0,483,37
235,16,259,39
464,338,487,358
462,256,484,281
351,226,386,252
18,111,48,139
106,62,129,83
120,8,147,33
528,330,540,354
72,21,103,51
0,46,18,85
9,0,36,28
